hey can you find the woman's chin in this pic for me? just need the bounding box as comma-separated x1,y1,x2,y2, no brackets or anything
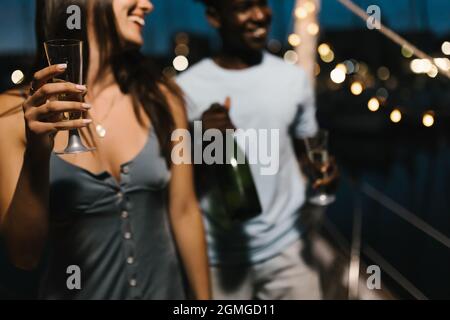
123,37,144,50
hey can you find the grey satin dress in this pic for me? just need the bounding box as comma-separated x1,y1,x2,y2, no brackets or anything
39,129,187,300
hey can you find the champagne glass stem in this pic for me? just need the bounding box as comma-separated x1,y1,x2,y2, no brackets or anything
54,129,93,155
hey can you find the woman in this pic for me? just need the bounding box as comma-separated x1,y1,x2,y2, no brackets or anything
0,0,210,300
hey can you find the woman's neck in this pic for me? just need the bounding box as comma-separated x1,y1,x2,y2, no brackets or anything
86,43,117,98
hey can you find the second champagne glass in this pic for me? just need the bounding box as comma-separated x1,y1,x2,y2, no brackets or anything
303,130,336,206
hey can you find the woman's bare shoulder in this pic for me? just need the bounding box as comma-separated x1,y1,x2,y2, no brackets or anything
0,88,26,145
0,88,25,116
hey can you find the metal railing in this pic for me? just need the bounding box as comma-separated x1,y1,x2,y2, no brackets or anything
326,182,450,300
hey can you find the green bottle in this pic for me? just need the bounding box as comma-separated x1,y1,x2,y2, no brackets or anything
215,133,262,223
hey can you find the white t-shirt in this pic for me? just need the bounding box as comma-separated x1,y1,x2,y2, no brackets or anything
176,52,318,265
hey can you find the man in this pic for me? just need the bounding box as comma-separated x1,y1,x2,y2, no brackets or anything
177,0,330,299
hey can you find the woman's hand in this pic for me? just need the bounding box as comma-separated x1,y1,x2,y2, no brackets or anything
23,64,91,154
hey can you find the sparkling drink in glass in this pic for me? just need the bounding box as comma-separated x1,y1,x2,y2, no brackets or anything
303,130,336,206
44,39,95,154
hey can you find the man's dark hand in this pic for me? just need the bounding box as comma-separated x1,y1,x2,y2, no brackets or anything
312,156,339,190
201,97,235,133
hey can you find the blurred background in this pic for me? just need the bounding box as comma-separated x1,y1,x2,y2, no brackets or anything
0,0,449,299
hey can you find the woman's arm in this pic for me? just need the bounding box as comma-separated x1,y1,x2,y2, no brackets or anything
0,89,52,270
162,85,211,300
0,65,91,270
0,119,50,270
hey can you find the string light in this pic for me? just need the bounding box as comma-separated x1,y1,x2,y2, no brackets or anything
390,109,402,123
368,98,380,112
173,56,189,72
307,23,319,36
422,112,435,127
336,63,347,73
288,34,301,47
350,81,363,95
295,7,308,19
330,67,346,84
284,50,299,64
434,58,450,72
320,51,334,63
316,1,445,128
11,70,24,84
442,41,450,56
401,45,414,58
304,1,316,13
318,43,334,63
410,59,433,74
427,65,439,78
318,43,331,56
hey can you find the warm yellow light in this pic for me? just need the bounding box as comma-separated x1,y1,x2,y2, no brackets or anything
336,63,347,73
11,70,24,84
401,45,414,58
410,59,433,74
288,34,301,47
427,65,438,78
350,81,363,95
434,58,450,71
295,7,308,19
368,97,380,112
390,109,402,123
442,41,450,55
422,112,435,127
318,43,331,57
330,68,346,84
410,59,422,73
173,55,189,71
320,51,334,63
284,50,298,65
307,23,319,36
304,1,316,13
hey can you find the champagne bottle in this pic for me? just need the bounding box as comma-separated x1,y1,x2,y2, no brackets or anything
215,133,262,223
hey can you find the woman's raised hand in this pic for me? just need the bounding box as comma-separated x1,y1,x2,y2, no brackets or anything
22,64,92,152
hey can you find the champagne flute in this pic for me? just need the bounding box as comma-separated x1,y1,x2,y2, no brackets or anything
303,130,336,206
44,39,95,154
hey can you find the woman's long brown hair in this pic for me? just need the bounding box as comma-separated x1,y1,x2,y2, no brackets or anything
34,0,181,164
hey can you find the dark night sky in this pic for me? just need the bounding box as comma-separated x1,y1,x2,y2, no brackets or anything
0,0,449,55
